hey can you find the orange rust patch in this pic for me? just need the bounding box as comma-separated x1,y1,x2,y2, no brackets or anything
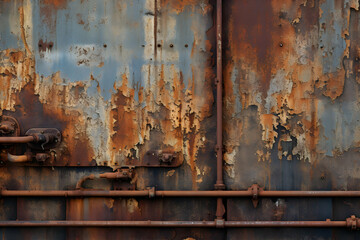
11,81,95,166
110,80,138,159
1,48,97,166
224,0,339,163
42,0,67,8
260,114,278,149
40,0,68,30
0,49,34,111
160,0,212,14
19,7,31,55
317,69,346,100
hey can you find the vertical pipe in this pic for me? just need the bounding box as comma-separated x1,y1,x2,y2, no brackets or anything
215,0,225,190
215,0,225,221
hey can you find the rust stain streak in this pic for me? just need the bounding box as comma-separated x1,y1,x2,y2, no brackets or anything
19,6,31,56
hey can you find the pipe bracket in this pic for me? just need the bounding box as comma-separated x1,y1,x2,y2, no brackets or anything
346,215,360,230
249,184,263,208
215,219,225,228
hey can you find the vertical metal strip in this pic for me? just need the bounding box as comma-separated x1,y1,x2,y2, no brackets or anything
215,0,224,190
215,0,226,221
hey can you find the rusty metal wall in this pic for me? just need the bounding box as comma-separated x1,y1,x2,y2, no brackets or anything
223,0,360,239
1,0,360,239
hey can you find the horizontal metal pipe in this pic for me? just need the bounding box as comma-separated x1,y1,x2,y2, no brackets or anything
2,190,360,197
258,191,360,197
0,190,150,197
0,220,348,228
0,136,34,144
7,153,32,163
157,190,360,197
224,221,347,228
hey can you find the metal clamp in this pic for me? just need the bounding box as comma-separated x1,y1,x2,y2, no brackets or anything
147,187,155,198
139,150,180,167
100,168,134,180
215,219,225,228
100,168,136,190
346,215,360,230
249,184,262,208
25,128,61,150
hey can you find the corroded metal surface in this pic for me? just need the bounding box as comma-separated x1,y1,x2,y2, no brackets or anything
0,0,216,177
1,0,360,239
223,0,360,188
223,0,360,239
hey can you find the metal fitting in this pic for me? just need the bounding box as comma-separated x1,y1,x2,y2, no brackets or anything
214,183,226,190
346,215,360,230
215,219,225,228
0,116,19,136
147,187,155,198
35,153,50,162
76,174,96,190
249,184,261,208
25,128,61,150
159,153,174,164
0,121,15,135
99,168,134,180
214,145,222,152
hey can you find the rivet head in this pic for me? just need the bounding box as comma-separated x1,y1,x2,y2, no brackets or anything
279,42,283,47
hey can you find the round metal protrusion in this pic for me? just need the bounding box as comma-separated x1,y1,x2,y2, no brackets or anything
170,44,174,48
0,116,20,137
279,42,283,47
320,173,325,180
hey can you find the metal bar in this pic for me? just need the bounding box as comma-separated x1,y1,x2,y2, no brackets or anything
215,0,225,190
0,220,348,228
7,153,32,163
215,0,226,224
258,191,360,197
224,221,347,228
0,136,34,144
0,190,150,197
3,190,360,197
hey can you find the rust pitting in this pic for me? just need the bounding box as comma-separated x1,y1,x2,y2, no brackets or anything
38,40,54,53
